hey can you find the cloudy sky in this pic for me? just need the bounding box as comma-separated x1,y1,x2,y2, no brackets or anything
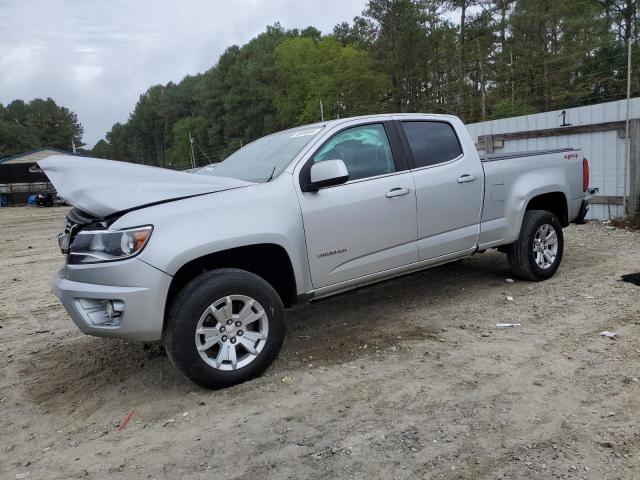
0,0,368,147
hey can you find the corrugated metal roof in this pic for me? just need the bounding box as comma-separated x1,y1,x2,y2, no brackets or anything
466,97,640,140
0,147,75,164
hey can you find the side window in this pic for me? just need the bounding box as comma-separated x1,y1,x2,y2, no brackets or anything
312,124,395,181
401,121,462,168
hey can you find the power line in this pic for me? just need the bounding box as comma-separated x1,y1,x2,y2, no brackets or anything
469,50,630,84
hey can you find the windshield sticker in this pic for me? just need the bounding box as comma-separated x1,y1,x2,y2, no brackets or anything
290,128,322,138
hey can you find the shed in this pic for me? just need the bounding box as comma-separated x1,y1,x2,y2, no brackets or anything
0,147,77,205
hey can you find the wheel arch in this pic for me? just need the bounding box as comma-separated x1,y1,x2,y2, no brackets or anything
164,243,298,330
525,191,569,226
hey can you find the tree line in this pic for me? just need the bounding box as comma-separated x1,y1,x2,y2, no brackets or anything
4,0,634,170
0,98,83,158
95,0,637,170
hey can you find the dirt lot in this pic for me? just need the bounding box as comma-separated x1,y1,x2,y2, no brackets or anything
1,206,639,480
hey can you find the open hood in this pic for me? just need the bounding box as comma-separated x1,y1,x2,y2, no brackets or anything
38,155,252,218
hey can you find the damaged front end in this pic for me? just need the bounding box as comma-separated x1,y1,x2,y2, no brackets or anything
38,155,251,218
39,154,252,341
58,208,109,255
52,207,171,341
59,208,152,265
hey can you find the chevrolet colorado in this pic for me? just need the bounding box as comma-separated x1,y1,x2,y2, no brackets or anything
39,114,591,388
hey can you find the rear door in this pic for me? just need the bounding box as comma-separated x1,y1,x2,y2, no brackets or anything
395,119,483,261
296,121,419,289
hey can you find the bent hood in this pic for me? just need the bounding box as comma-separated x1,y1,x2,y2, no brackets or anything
38,155,252,218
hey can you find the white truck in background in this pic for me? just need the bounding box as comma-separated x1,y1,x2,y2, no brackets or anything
40,113,590,388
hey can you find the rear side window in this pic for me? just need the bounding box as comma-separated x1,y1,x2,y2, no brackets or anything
401,121,462,168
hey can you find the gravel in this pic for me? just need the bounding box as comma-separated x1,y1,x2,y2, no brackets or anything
1,206,639,479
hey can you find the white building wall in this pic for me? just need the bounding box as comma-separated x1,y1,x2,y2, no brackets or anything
466,98,640,219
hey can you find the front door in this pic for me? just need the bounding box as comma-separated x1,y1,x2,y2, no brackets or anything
296,122,419,289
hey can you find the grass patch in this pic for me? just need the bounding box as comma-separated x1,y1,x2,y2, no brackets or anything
611,215,640,231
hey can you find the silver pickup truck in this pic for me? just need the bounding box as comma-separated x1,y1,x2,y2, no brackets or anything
40,114,590,388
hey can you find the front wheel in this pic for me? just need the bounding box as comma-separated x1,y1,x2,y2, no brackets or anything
506,210,564,281
164,268,285,388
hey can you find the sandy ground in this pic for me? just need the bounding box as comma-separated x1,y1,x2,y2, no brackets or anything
1,206,640,480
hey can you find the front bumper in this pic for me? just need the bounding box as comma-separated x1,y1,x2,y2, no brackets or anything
52,258,172,341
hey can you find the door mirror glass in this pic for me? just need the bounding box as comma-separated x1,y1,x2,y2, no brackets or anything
307,159,349,191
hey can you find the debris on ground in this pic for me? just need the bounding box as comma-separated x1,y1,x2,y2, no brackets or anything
25,329,51,335
161,418,175,427
3,208,640,479
496,323,521,328
505,278,515,283
621,272,640,286
600,331,618,339
281,376,292,384
117,410,135,431
506,296,514,302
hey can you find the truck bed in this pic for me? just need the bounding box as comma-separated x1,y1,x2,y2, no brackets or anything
477,147,585,250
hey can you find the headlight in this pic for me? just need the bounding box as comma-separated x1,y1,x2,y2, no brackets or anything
68,226,153,264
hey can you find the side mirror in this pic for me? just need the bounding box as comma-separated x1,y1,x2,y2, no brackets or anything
306,159,349,191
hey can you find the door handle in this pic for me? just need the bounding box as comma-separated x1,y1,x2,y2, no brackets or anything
386,187,411,198
457,174,477,184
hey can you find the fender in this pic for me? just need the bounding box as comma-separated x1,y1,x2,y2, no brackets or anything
111,174,315,296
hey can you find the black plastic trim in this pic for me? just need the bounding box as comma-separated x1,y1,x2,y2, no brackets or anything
294,292,315,306
384,120,409,171
304,173,350,192
573,199,590,224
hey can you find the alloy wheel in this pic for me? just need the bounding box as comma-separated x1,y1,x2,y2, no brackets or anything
194,295,269,371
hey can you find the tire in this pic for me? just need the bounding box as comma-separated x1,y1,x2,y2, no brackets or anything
506,210,564,281
164,268,285,388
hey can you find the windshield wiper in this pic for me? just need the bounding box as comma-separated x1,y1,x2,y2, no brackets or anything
266,165,277,182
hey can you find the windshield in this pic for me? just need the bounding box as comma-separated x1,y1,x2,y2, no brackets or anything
195,126,324,183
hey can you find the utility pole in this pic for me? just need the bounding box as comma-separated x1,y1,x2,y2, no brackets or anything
320,100,324,122
188,131,195,169
623,31,632,217
478,37,486,120
458,0,467,121
510,50,515,109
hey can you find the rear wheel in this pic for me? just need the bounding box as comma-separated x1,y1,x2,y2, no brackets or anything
506,210,564,281
164,268,285,388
